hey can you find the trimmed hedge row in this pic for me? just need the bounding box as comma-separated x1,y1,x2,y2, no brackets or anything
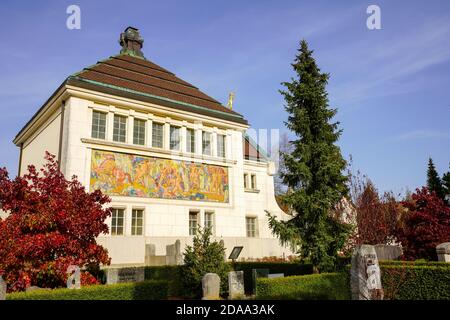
143,262,314,295
7,280,169,300
232,262,314,294
256,273,350,300
381,264,450,300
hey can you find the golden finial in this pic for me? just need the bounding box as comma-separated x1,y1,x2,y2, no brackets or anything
226,91,235,110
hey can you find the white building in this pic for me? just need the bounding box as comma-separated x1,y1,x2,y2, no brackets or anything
12,27,292,265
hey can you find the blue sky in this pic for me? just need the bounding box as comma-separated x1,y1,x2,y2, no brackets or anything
0,0,449,195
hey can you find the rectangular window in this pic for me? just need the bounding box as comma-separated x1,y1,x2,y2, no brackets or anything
189,211,199,236
204,211,214,234
170,125,181,151
186,128,195,153
111,208,125,236
246,217,257,238
217,134,226,158
243,173,248,189
113,115,127,143
152,122,164,148
251,174,257,190
131,209,144,236
133,118,146,145
202,132,211,155
91,111,106,139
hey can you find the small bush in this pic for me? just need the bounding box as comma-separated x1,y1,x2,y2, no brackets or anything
6,280,168,300
256,273,350,300
233,262,313,294
180,227,230,298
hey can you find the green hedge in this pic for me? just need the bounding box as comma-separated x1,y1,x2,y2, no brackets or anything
7,280,169,300
232,262,314,294
380,260,449,267
256,273,350,300
381,264,450,300
143,262,313,296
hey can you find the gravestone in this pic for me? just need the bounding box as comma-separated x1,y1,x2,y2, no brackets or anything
106,267,145,285
202,273,220,300
0,276,6,300
351,245,384,300
66,265,81,289
166,239,183,265
228,271,244,299
436,242,450,262
268,273,284,278
252,268,269,294
374,244,402,261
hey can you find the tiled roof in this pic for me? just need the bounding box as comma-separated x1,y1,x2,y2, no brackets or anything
243,136,267,162
69,54,247,124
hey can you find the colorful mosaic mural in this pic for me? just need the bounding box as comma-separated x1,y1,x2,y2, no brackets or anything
90,150,229,203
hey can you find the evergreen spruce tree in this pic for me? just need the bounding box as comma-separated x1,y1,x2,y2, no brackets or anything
267,40,350,272
426,158,445,200
441,165,450,205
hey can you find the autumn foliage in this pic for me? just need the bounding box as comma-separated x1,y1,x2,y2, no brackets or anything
397,187,450,260
0,152,111,292
353,181,400,245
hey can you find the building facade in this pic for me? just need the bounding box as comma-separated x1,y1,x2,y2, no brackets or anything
12,27,292,265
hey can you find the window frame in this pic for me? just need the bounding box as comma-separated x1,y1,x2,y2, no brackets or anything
152,122,164,149
131,208,144,236
113,114,127,143
243,173,248,189
246,216,257,238
204,211,215,235
91,110,107,140
202,131,212,155
111,208,125,236
217,134,226,158
169,125,181,151
251,174,257,190
189,210,199,236
186,128,195,153
133,118,146,146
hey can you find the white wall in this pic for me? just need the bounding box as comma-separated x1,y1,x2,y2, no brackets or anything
20,110,61,175
58,94,294,264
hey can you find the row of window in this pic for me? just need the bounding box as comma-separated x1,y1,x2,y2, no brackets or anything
92,111,226,157
243,173,258,190
110,208,258,238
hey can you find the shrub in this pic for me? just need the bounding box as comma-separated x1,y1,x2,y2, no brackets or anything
180,227,230,298
0,153,111,292
397,187,450,260
6,280,168,300
256,273,350,300
144,265,183,296
232,262,313,294
381,263,450,300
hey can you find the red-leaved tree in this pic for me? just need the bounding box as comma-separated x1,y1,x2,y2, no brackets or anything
0,152,111,292
397,187,450,260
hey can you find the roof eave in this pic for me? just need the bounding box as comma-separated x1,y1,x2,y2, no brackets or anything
66,76,249,125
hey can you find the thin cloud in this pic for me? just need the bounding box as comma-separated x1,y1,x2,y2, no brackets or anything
393,130,450,141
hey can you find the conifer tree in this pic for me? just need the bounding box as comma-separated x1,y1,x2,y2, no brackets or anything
427,158,445,200
267,40,350,272
442,165,450,205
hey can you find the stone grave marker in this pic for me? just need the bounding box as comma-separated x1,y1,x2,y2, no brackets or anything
374,244,403,261
268,273,284,278
202,273,220,300
228,271,244,299
351,244,384,300
0,276,6,300
106,267,145,285
436,242,450,262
